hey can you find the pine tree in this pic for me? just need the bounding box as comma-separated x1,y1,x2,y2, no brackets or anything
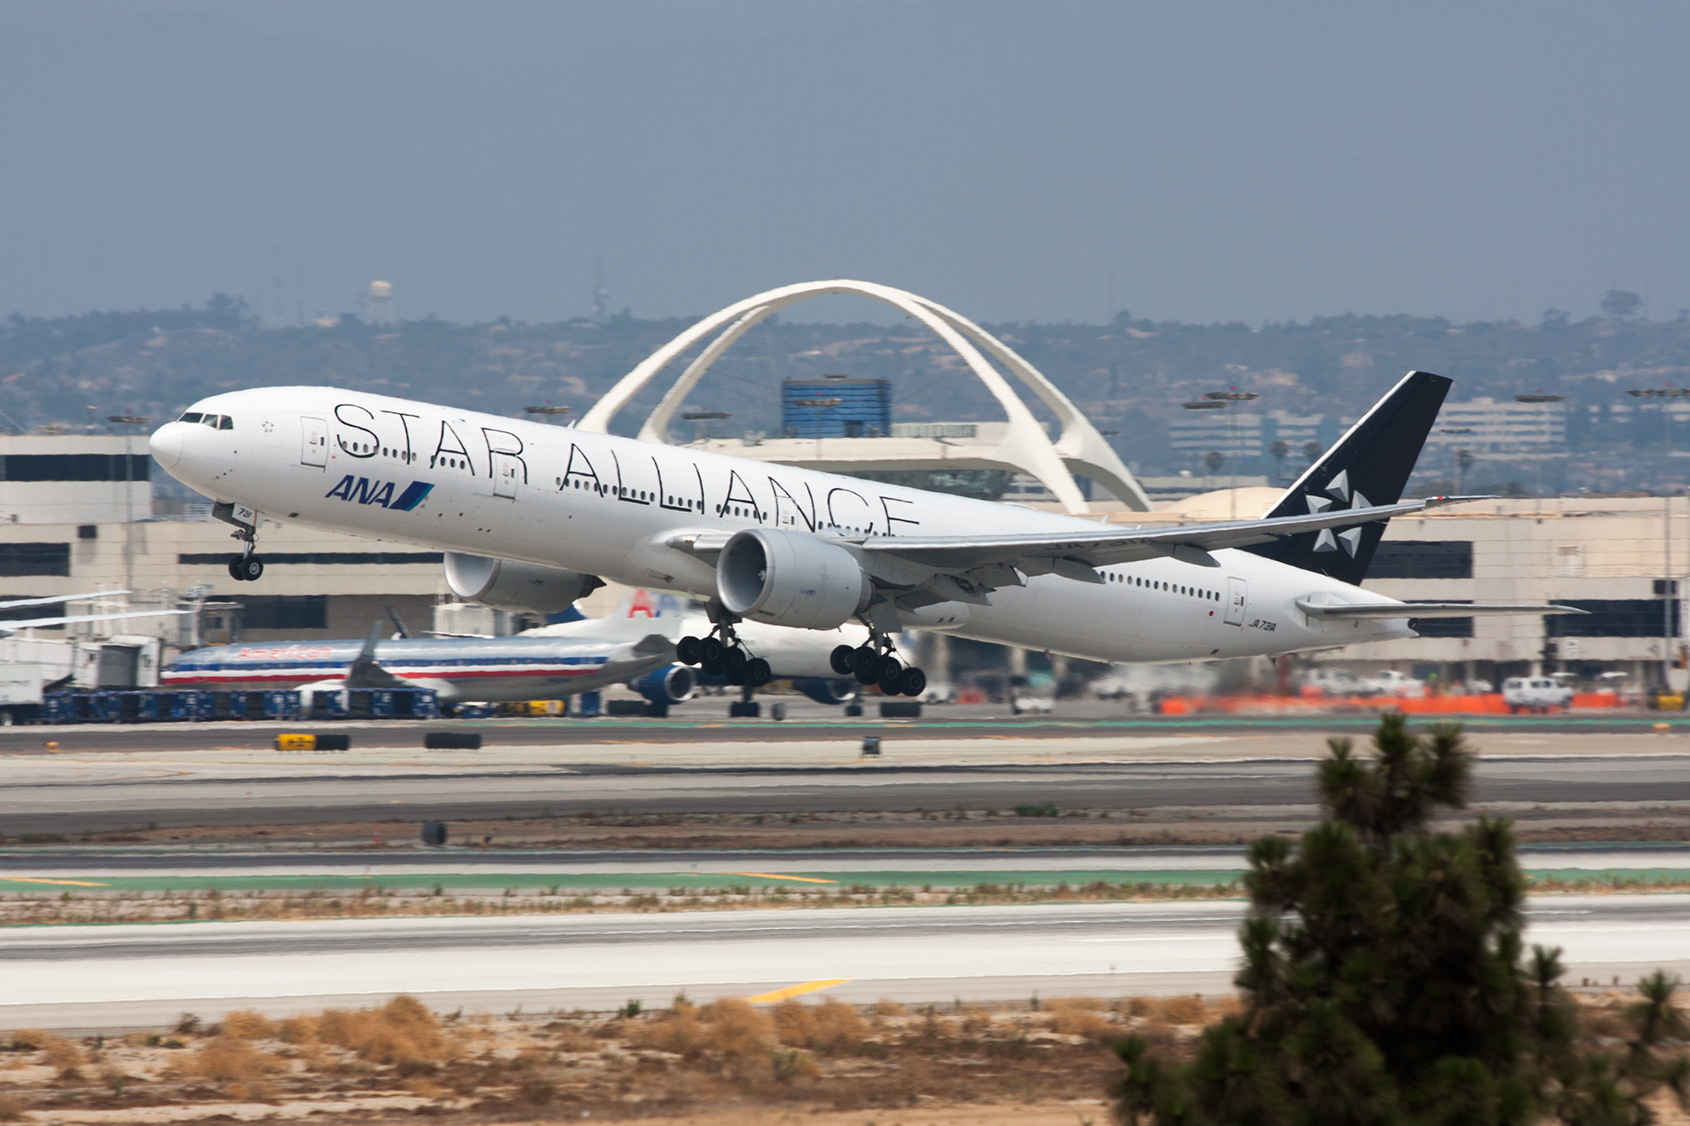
1110,714,1690,1126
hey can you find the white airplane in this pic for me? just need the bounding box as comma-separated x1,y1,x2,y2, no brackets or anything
149,372,1577,694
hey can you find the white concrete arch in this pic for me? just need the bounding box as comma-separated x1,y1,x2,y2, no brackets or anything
577,280,1151,514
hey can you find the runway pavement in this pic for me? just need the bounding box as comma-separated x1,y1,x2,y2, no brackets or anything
2,726,1689,833
1,895,1684,1030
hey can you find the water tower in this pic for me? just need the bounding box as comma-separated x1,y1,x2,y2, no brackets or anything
365,280,394,325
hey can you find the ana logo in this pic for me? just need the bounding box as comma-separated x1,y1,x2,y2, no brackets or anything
325,477,434,511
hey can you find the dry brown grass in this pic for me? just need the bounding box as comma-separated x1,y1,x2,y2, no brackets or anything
174,1035,285,1086
41,1033,85,1079
772,998,869,1053
1155,994,1210,1025
5,1030,46,1051
220,1009,280,1040
316,995,447,1067
0,1092,26,1123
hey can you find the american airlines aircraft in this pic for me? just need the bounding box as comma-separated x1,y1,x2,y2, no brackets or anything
149,371,1575,694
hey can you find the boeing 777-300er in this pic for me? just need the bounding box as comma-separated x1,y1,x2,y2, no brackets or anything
148,370,1579,695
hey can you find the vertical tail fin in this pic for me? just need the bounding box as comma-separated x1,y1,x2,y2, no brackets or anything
1243,370,1451,585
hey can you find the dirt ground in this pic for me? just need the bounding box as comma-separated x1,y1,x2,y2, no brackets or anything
1,992,1683,1125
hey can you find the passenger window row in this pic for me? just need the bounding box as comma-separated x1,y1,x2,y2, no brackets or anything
1103,570,1222,601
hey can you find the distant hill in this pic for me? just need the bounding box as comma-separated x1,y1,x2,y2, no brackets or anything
5,297,1689,490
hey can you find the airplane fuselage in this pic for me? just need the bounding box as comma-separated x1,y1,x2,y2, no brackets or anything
151,388,1412,665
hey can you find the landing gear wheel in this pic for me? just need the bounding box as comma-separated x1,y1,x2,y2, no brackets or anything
676,636,702,665
700,637,725,665
725,667,747,687
851,645,880,685
700,658,724,678
228,558,245,582
745,657,772,687
875,654,903,683
722,647,748,676
897,667,927,698
830,644,856,677
230,555,264,582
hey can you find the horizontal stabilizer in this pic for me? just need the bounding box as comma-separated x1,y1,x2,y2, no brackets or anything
1296,599,1588,619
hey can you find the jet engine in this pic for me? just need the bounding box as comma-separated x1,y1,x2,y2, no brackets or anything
444,552,604,615
716,528,872,630
791,677,859,705
629,663,698,705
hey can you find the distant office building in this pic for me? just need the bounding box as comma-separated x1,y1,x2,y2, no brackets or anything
1423,397,1566,452
781,375,891,439
0,435,151,525
1168,410,1349,478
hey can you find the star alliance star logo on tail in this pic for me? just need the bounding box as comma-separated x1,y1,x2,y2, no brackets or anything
325,477,433,511
1304,468,1372,557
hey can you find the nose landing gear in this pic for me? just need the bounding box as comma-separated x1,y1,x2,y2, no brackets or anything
226,525,265,582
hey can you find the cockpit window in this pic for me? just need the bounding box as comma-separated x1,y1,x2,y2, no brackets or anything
179,412,203,423
218,415,233,430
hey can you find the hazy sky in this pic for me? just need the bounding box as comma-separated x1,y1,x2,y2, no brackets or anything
3,0,1687,326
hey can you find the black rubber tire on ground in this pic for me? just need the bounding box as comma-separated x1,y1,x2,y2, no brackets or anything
238,555,264,582
723,647,748,675
700,637,725,664
830,644,856,676
877,674,901,696
898,666,927,697
851,646,880,684
746,657,772,686
676,636,702,665
875,654,903,683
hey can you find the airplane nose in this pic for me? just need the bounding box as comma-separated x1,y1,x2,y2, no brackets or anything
149,423,185,470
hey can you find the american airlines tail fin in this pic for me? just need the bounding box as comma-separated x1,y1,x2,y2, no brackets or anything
1242,370,1452,586
523,588,701,639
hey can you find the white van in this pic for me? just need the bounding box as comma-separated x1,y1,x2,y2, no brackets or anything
1502,676,1573,713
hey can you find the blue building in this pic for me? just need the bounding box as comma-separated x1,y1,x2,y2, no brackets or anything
781,375,891,439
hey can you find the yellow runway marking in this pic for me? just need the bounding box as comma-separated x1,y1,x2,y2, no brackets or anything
723,872,837,884
0,877,109,887
747,978,852,1004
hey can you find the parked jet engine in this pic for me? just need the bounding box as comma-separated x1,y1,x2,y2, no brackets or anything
629,663,698,705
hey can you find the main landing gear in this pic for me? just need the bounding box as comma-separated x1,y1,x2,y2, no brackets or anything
675,622,772,688
226,525,265,583
830,639,926,698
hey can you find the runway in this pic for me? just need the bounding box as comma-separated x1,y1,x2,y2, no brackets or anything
2,728,1689,833
2,895,1684,1031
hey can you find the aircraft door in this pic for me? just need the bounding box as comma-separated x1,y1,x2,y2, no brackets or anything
301,417,328,467
483,428,526,500
1225,576,1247,626
493,457,520,499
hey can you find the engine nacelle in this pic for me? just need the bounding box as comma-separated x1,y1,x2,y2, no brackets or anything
444,552,604,615
629,663,697,705
792,677,858,705
717,528,872,630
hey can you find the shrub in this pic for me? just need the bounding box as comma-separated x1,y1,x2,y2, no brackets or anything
176,1036,284,1085
221,1010,280,1040
6,1030,47,1051
316,995,446,1066
41,1035,85,1079
773,999,868,1053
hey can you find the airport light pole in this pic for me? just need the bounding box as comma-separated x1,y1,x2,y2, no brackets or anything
680,410,731,445
1440,427,1474,493
1187,388,1258,521
107,413,147,598
1514,392,1565,497
522,404,571,424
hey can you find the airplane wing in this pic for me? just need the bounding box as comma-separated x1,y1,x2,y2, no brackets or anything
0,608,192,635
0,590,131,611
1295,599,1588,619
